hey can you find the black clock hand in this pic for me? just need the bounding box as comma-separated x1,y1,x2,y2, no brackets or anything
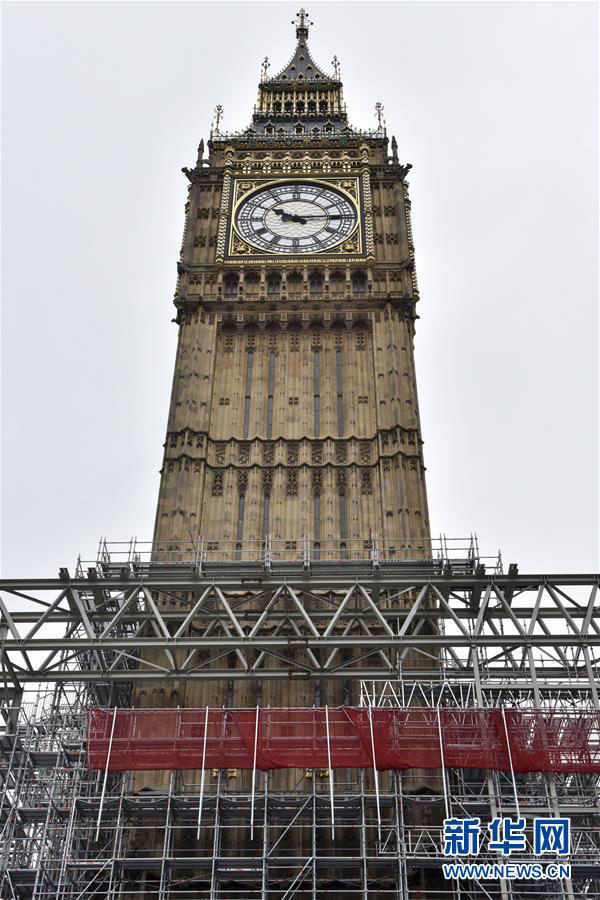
273,209,352,222
294,214,353,220
272,208,307,224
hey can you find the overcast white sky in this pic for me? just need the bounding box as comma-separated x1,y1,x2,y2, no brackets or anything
1,1,598,577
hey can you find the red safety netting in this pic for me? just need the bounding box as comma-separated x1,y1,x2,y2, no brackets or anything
86,707,600,774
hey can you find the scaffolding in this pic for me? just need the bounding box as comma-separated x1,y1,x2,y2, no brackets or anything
0,546,599,898
78,534,502,575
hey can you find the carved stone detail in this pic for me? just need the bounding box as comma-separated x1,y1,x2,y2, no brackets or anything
312,470,321,497
212,471,224,496
360,469,373,495
286,470,298,496
262,470,272,496
335,443,347,464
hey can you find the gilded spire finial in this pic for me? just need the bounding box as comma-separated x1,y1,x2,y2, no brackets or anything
331,55,340,80
212,104,223,135
261,57,270,80
375,101,385,131
292,8,313,39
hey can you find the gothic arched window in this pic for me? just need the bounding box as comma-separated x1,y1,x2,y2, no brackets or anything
287,271,302,296
244,271,260,297
267,272,281,295
224,275,238,297
309,271,323,294
352,271,367,294
330,270,345,295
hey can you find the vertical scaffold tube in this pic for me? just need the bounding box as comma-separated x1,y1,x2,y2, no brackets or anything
197,705,209,839
325,705,335,839
96,707,117,841
368,704,382,844
251,705,260,839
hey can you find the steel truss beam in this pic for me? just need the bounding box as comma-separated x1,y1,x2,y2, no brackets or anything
1,571,598,686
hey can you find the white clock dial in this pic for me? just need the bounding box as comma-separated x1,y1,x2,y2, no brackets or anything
235,181,358,254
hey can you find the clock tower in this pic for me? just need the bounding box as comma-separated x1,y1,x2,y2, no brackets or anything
153,12,430,675
140,9,435,891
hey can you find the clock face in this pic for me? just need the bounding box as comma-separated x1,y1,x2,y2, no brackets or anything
235,181,358,254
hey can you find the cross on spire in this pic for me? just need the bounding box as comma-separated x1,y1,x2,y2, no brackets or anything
331,55,340,79
213,104,223,135
261,57,270,80
375,101,385,130
293,8,313,39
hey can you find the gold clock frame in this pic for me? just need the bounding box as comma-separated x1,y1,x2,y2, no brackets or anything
230,177,360,258
218,173,372,265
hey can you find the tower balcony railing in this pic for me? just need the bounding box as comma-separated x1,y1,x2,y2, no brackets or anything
210,126,385,143
218,285,407,303
77,535,502,579
253,107,347,119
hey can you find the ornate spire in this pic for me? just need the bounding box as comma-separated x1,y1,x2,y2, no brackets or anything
238,9,383,141
293,8,313,40
263,11,339,85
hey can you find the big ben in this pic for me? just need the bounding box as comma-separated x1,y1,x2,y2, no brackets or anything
134,7,435,894
153,7,430,639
